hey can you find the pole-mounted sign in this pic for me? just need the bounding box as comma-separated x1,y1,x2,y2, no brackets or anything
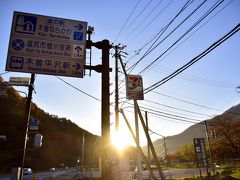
193,138,208,167
29,119,39,130
6,11,87,78
9,77,30,86
126,75,144,100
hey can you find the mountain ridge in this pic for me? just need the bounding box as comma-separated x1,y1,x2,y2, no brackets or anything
145,103,240,157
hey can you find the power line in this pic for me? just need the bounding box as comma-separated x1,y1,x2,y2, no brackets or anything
125,0,164,39
56,76,101,102
143,109,201,124
127,0,193,73
144,23,240,94
151,91,240,117
151,91,223,112
134,103,203,122
0,72,9,76
148,113,196,125
124,0,154,32
142,0,234,76
139,0,194,61
139,102,205,119
124,102,203,122
130,0,174,44
146,63,237,88
144,99,211,117
125,0,234,77
122,105,200,124
113,0,141,43
139,0,225,75
148,129,165,137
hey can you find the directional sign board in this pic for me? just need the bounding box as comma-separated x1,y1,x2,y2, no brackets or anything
29,119,39,130
9,77,30,86
126,75,144,100
193,138,207,167
6,11,87,78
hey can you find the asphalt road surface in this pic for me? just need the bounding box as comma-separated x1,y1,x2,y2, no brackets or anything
0,167,213,180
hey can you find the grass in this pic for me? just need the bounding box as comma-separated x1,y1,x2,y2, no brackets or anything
220,164,240,179
166,164,240,180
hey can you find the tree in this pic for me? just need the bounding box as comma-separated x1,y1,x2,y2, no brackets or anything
0,80,100,172
177,144,195,162
209,113,240,161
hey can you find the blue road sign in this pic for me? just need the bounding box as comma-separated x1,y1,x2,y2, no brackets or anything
15,14,37,34
6,11,87,78
29,119,39,126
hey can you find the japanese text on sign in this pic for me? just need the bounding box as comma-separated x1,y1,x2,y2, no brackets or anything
6,11,87,78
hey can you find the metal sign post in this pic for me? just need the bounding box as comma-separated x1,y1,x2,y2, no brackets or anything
20,73,35,180
126,74,144,179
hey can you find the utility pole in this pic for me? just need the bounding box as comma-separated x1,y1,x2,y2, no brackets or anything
145,111,151,180
113,44,126,180
204,121,215,175
20,73,35,180
82,131,85,174
163,137,167,158
85,39,113,180
114,44,126,131
148,129,167,161
145,112,150,163
114,45,119,132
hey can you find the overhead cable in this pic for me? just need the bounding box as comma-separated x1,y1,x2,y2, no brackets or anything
152,91,224,112
130,0,174,44
126,0,164,39
144,99,211,117
149,64,237,88
139,0,225,75
0,72,9,76
113,0,141,43
56,76,101,102
127,0,194,73
144,23,240,94
125,0,233,76
130,103,203,122
144,0,235,76
125,0,154,31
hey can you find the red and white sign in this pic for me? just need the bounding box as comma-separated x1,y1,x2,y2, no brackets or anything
126,75,144,100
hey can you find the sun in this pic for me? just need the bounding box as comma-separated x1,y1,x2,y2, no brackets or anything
111,127,134,152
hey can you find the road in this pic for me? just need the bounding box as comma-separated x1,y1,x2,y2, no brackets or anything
0,167,213,180
0,168,77,180
0,171,55,180
141,167,212,179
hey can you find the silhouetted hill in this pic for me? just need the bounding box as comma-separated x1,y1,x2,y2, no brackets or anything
0,77,99,172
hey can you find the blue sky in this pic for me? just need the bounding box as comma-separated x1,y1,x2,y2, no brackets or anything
1,0,240,146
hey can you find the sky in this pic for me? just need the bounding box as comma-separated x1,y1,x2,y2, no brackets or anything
0,0,240,147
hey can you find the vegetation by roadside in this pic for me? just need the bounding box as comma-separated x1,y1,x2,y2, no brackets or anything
220,164,240,179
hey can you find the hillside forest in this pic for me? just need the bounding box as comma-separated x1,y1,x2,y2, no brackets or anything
0,76,100,173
